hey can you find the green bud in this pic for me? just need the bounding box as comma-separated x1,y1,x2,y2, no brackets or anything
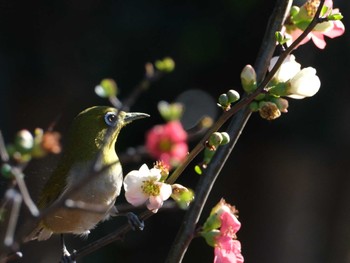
194,165,203,175
328,13,343,21
158,101,183,121
201,230,220,247
155,57,175,73
271,97,289,113
254,93,266,101
275,31,284,44
209,132,223,148
275,31,288,45
202,213,221,232
220,132,230,145
218,94,229,107
95,78,118,98
290,6,300,18
15,130,34,153
249,101,259,112
1,164,13,179
320,6,329,17
227,89,240,103
203,147,216,164
172,185,194,210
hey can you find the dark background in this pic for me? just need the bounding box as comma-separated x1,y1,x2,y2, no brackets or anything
0,0,350,262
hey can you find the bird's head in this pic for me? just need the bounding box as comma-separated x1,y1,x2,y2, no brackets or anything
65,106,149,162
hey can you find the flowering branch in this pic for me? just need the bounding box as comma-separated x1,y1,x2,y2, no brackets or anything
165,0,329,261
62,1,330,261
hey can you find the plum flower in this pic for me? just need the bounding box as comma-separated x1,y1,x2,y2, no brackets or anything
202,199,244,263
146,120,188,168
214,208,243,263
123,164,172,213
269,55,301,83
288,67,320,99
284,0,345,49
214,236,243,263
269,55,320,99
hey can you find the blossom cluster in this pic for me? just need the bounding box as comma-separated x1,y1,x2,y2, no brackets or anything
201,199,244,263
284,0,344,49
145,101,188,169
239,0,344,121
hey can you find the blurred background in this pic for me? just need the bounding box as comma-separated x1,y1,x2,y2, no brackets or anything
0,0,349,262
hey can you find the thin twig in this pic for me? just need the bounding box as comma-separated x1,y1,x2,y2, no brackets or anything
122,70,163,112
64,201,178,261
12,168,39,217
4,189,22,247
0,251,22,263
0,131,9,162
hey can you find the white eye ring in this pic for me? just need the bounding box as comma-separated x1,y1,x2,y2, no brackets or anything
104,112,117,127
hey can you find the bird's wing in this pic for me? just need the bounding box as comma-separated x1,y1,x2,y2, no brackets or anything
37,155,72,209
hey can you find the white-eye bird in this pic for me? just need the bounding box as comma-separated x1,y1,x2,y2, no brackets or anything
25,106,149,241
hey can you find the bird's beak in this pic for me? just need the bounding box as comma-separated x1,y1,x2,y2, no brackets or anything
124,112,150,123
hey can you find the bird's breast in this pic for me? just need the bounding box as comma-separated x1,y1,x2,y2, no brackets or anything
42,160,123,234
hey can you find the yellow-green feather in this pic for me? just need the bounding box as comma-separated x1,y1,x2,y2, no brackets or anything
38,106,124,209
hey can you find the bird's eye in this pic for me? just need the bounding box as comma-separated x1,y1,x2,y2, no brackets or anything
104,112,117,127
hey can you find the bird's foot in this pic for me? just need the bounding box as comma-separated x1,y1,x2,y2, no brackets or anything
126,212,144,231
59,247,76,263
109,206,144,231
60,234,76,263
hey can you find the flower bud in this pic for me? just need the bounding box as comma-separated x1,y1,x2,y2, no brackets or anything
249,101,259,112
220,132,230,145
1,163,12,179
194,165,203,175
201,230,220,247
157,101,184,121
328,13,343,21
227,89,240,103
271,97,289,113
95,78,118,98
218,94,229,108
287,67,320,99
240,64,257,93
15,130,34,153
155,57,175,73
209,132,223,148
171,184,194,209
290,6,300,18
203,147,216,165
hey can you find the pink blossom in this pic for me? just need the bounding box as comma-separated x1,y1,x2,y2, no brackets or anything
146,121,188,168
214,237,243,263
285,0,345,49
214,211,244,263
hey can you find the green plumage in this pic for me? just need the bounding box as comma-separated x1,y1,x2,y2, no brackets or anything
25,106,149,241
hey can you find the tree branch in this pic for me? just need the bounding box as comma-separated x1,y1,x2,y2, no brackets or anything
165,0,293,261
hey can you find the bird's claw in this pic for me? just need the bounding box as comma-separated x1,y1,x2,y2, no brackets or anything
60,249,76,263
126,212,144,231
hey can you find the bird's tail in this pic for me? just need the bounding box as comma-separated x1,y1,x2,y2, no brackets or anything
23,224,53,242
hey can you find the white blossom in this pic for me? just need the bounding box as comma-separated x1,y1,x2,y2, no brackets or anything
123,164,172,213
269,55,301,83
288,67,321,99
